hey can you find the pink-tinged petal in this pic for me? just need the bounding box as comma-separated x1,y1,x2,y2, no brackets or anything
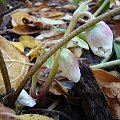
85,21,113,57
58,48,81,83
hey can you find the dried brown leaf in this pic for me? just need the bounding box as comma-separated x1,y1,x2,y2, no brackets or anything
0,36,29,94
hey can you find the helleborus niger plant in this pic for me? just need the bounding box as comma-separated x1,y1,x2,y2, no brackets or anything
30,1,113,100
30,0,114,101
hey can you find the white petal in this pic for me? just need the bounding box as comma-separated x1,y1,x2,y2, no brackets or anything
17,89,36,107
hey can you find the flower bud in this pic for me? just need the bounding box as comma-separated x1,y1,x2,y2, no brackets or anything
85,21,113,57
58,48,81,83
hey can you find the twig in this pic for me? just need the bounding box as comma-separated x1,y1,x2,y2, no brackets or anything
11,7,120,104
0,3,23,18
22,109,75,120
0,50,11,94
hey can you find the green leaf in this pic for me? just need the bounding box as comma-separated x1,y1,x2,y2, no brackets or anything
44,49,54,69
72,36,89,50
72,0,82,4
97,0,110,12
53,26,66,33
77,32,86,40
114,42,120,59
0,0,6,3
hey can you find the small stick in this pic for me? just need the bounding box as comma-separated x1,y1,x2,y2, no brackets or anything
0,50,11,94
0,3,23,18
23,109,75,120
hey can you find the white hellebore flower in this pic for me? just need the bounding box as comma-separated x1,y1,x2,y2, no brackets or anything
17,89,36,107
58,48,81,83
85,21,113,57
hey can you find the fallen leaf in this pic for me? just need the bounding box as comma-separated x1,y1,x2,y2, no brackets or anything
10,42,24,52
0,36,29,94
35,30,62,40
92,69,120,85
38,12,64,19
63,4,77,10
18,114,53,120
0,103,20,120
92,69,120,119
35,17,65,25
19,35,41,48
11,25,41,35
11,11,34,26
34,2,47,11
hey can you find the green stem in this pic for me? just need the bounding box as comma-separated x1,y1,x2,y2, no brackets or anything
64,12,94,38
100,52,113,63
94,0,110,16
30,50,45,98
10,7,120,104
37,51,59,101
91,59,120,69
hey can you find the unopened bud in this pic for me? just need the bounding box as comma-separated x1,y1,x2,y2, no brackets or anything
85,21,113,57
58,48,81,83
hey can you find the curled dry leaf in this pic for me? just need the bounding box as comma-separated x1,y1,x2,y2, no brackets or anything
11,11,34,26
0,36,29,94
11,25,41,35
92,69,120,119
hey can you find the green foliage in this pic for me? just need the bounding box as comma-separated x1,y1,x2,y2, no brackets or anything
97,0,110,12
0,0,6,3
73,0,82,4
114,42,120,59
53,26,66,33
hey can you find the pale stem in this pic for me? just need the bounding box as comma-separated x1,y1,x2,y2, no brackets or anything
91,59,120,69
30,50,45,98
100,53,113,63
37,50,59,101
94,0,110,16
64,12,94,38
